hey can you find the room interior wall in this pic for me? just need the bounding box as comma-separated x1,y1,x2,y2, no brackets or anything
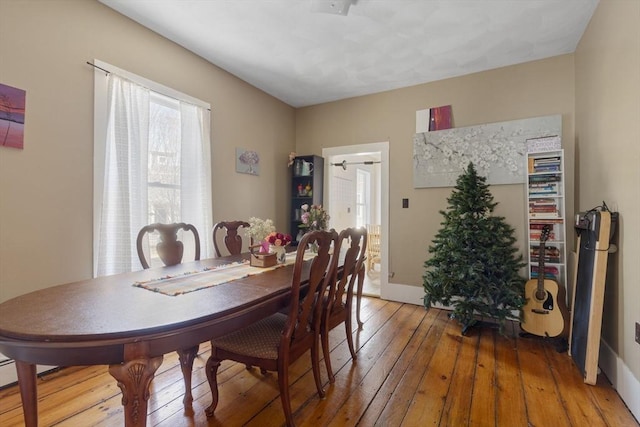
574,0,640,405
295,54,576,293
1,0,636,416
0,0,295,303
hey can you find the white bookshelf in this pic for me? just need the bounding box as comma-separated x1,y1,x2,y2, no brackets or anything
525,149,567,294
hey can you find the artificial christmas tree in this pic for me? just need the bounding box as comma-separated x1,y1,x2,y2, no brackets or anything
423,163,526,334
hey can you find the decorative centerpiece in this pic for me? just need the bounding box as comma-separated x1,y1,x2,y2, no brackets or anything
246,217,275,252
298,204,329,252
266,232,292,263
249,245,277,267
298,204,329,231
246,217,277,267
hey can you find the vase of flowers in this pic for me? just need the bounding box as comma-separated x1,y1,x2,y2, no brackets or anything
246,217,276,253
298,204,329,252
266,232,292,263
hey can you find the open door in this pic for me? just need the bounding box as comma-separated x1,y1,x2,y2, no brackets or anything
323,142,388,298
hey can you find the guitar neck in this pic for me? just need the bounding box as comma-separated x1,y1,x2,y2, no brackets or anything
537,241,546,293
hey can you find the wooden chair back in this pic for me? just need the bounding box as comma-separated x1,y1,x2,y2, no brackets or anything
366,223,381,272
285,230,338,356
326,227,367,317
212,220,251,257
136,222,200,269
205,229,338,426
321,227,367,382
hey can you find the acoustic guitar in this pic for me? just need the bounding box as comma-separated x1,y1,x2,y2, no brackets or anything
522,225,569,337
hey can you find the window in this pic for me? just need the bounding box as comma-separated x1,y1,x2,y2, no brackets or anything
355,169,371,228
93,60,213,277
148,93,181,225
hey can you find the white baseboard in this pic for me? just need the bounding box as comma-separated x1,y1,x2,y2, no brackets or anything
599,339,640,421
381,281,424,306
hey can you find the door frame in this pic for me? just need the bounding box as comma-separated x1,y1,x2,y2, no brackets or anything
323,142,389,298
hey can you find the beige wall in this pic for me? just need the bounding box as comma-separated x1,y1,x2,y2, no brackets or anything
1,0,636,407
575,0,640,384
296,55,576,289
0,0,295,302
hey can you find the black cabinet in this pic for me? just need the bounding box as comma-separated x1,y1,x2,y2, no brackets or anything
290,155,324,245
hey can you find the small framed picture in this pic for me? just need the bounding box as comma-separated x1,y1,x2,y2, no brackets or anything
236,148,260,175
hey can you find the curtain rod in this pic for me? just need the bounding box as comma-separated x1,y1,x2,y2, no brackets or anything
87,61,110,75
331,160,381,170
86,61,211,112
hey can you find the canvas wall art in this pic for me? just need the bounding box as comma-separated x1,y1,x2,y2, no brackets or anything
416,105,453,133
413,115,562,188
0,83,26,149
236,148,260,175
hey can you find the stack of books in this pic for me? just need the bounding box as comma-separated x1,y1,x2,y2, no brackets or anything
529,198,560,218
528,174,561,196
530,265,560,281
529,223,557,241
528,156,561,173
530,245,561,263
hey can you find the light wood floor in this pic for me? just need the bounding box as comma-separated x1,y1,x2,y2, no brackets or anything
0,297,637,426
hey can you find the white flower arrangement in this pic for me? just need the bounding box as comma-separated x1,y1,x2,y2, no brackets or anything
245,217,276,242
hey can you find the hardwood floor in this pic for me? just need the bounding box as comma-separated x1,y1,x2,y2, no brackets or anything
0,297,637,426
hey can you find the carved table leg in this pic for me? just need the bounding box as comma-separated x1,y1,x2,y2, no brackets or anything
177,344,199,407
16,361,38,427
356,265,365,328
109,343,162,427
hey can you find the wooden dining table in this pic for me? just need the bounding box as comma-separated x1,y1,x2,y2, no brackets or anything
0,253,322,427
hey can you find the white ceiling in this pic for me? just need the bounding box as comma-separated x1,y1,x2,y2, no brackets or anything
99,0,599,108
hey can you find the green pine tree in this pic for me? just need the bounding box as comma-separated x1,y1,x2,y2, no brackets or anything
423,162,526,335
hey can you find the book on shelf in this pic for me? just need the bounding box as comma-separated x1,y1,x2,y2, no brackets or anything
530,230,557,240
530,246,561,263
530,218,564,224
530,265,560,280
529,213,560,219
529,174,561,182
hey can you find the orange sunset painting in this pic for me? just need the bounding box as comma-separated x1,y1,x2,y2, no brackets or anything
0,83,26,149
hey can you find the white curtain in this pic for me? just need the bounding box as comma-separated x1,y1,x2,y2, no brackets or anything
180,101,213,259
94,74,213,277
95,75,149,277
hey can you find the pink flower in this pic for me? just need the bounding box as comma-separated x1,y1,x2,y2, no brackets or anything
266,231,291,246
298,204,329,231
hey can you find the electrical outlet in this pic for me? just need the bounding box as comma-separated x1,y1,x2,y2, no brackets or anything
636,322,640,345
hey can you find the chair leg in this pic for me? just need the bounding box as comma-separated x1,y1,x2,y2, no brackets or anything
311,338,327,396
277,359,296,427
321,327,335,384
356,266,365,329
205,356,221,418
177,345,199,407
345,314,357,361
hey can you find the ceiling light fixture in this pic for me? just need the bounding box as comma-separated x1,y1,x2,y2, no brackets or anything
311,0,353,16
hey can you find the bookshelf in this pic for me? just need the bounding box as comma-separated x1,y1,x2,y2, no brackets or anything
525,149,567,294
290,155,324,245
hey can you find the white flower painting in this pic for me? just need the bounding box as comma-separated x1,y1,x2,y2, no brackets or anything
236,148,260,176
413,115,561,188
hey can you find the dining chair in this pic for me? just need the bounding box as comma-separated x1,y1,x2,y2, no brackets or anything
135,222,201,406
366,223,381,273
205,230,338,427
321,227,367,383
212,220,251,257
136,222,201,269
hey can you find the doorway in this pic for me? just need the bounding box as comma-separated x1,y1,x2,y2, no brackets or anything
323,142,389,297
